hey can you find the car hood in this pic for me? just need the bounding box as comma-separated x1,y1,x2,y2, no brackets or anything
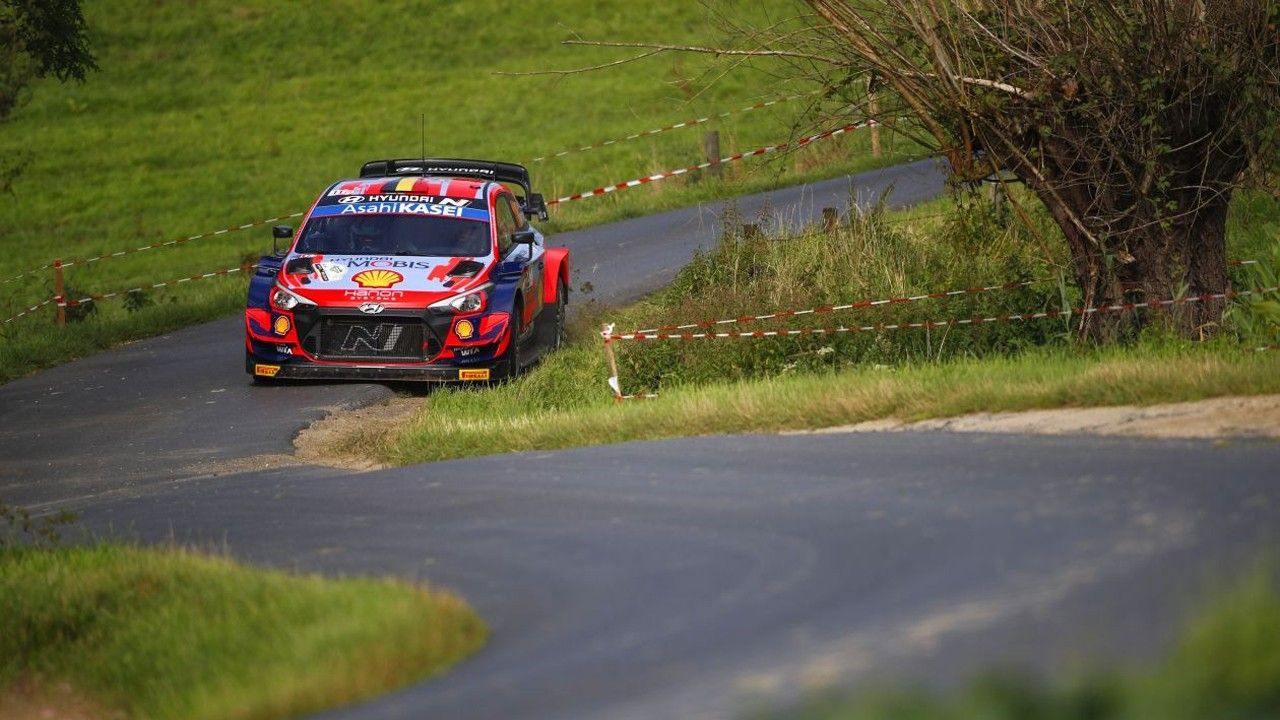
277,253,491,308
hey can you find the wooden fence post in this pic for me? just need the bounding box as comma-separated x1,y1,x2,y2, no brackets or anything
704,130,722,179
54,259,65,327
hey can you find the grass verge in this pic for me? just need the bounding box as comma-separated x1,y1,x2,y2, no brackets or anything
328,189,1280,467
0,543,486,720
350,342,1280,466
767,565,1280,720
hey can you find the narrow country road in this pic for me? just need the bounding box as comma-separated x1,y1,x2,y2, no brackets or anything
4,159,1276,720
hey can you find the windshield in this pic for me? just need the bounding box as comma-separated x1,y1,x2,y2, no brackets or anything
296,215,491,257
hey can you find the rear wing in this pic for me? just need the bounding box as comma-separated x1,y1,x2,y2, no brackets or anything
359,157,548,220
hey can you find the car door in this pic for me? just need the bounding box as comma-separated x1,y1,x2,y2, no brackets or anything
496,193,544,334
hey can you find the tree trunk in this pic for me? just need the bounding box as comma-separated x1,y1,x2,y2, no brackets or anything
1177,191,1232,337
1021,178,1232,341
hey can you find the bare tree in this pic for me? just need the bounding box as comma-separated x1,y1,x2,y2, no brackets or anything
573,1,1280,338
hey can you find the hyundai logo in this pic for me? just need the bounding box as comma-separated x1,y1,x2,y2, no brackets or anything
358,302,385,315
338,195,365,204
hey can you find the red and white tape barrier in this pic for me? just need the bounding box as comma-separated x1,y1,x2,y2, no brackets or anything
632,281,1036,336
0,212,303,288
630,264,1267,334
547,123,868,206
604,288,1279,342
526,90,822,163
1,298,56,326
58,265,249,308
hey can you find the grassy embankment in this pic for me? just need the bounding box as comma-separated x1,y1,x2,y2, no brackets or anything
0,541,486,720
341,189,1280,466
0,0,916,383
771,565,1280,720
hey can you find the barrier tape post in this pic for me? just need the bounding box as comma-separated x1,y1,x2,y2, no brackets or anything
602,323,624,401
53,259,65,327
705,131,722,179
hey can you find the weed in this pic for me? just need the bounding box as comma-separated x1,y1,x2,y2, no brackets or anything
0,499,77,548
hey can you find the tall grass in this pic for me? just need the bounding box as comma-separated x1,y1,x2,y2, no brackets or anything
604,188,1278,394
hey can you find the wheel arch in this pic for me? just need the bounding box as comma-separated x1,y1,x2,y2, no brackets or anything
542,247,570,306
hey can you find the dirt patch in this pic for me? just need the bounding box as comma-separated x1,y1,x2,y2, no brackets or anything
293,396,424,471
0,678,119,720
179,453,305,477
798,394,1280,440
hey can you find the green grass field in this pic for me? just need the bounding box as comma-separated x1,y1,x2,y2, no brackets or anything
0,542,486,720
0,0,915,381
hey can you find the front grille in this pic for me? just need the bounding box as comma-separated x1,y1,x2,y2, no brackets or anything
317,317,426,361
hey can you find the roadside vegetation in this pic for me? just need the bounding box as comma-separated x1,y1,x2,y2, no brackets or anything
0,0,915,383
766,564,1280,720
332,189,1280,466
0,504,486,720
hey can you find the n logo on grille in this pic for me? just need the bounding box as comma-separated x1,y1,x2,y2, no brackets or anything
341,323,404,352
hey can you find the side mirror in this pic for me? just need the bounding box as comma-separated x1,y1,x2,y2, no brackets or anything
523,193,549,222
512,229,537,245
272,225,294,256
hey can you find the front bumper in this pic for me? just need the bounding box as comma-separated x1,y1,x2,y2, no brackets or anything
251,359,492,383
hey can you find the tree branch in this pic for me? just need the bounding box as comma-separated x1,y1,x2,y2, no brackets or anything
562,39,847,66
494,49,665,77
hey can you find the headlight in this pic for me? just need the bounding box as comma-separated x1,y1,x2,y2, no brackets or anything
430,284,491,314
270,285,313,311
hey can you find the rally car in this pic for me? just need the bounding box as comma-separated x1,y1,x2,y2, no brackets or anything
244,158,568,383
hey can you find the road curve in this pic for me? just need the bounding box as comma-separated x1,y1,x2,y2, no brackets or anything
0,159,943,509
27,434,1280,720
5,160,1278,720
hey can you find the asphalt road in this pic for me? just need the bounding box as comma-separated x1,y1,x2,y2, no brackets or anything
4,160,1278,720
20,434,1280,720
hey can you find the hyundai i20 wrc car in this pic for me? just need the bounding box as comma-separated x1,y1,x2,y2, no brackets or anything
245,158,568,383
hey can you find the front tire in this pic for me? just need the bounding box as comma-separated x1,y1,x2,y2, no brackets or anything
494,304,523,382
552,283,567,350
246,349,276,385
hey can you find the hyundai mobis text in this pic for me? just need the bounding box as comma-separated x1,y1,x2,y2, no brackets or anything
245,158,567,383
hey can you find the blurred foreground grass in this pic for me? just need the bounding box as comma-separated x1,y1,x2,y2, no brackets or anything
0,542,486,720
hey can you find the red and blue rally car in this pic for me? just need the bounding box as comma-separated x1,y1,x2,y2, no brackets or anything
245,158,568,382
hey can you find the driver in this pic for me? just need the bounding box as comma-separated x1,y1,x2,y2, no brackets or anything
349,215,394,255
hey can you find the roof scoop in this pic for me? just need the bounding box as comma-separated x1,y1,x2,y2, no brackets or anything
285,256,315,275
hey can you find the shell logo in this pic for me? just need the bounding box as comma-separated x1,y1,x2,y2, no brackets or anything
272,316,291,336
351,269,403,289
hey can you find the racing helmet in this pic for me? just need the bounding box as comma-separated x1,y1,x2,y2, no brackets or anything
351,215,392,253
